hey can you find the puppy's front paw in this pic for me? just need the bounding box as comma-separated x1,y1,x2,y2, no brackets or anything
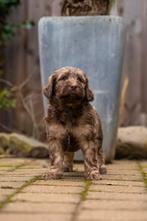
99,165,107,175
42,171,63,180
85,170,102,180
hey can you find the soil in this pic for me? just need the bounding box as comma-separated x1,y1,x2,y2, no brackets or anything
61,0,110,16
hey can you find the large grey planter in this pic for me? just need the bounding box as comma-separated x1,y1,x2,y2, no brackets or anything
38,16,126,163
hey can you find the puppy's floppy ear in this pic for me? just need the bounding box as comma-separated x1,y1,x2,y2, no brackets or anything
43,74,56,100
85,78,94,102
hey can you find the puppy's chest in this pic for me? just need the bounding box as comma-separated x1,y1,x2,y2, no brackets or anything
58,114,82,152
58,112,80,127
63,131,79,152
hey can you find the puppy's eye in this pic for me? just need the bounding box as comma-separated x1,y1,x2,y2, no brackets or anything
77,76,84,83
59,75,68,81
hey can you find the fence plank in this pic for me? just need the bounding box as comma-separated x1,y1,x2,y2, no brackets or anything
118,0,147,126
140,0,147,124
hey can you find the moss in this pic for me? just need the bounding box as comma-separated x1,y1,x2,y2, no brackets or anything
62,0,117,16
0,164,17,167
8,162,28,172
0,133,10,150
0,160,36,209
9,137,33,155
0,147,4,155
80,180,92,201
0,162,27,171
109,0,116,11
138,163,147,188
0,175,41,210
140,164,147,168
8,133,48,158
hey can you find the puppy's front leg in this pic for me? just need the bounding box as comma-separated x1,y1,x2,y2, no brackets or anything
98,147,107,175
43,140,64,180
81,141,101,180
43,124,64,180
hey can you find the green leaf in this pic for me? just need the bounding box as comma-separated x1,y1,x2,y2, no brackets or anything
0,0,20,7
0,89,16,109
19,21,35,30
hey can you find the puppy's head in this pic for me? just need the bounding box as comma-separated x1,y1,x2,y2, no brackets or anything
43,66,94,106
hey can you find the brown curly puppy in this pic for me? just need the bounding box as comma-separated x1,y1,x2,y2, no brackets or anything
43,66,106,180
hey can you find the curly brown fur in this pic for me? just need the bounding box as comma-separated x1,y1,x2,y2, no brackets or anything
43,66,106,180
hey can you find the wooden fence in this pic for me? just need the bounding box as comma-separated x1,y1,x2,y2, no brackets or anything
1,0,147,137
118,0,147,126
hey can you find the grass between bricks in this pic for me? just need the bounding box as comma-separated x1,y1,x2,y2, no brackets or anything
80,180,92,201
0,163,25,168
138,163,147,188
8,162,29,172
71,180,92,221
0,175,41,210
0,160,32,171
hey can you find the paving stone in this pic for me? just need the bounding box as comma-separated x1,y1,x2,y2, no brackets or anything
0,159,31,167
23,164,44,168
0,171,43,177
0,188,16,197
107,169,141,175
90,185,146,194
16,169,84,178
142,168,147,173
19,166,45,169
0,158,27,164
22,185,83,194
107,167,139,171
32,163,84,173
0,171,10,175
0,181,23,189
87,191,147,201
77,210,147,221
140,161,147,167
0,173,41,178
102,174,142,182
0,194,9,202
0,176,35,182
0,180,25,185
35,180,84,187
81,199,147,210
64,172,84,177
13,192,80,203
11,169,47,174
92,180,145,187
3,201,76,213
0,168,14,171
107,161,139,170
0,214,71,221
140,168,147,175
20,160,46,167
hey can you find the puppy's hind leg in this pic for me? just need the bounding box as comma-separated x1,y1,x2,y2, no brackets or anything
63,152,74,172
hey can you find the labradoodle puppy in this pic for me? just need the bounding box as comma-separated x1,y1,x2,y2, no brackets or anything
43,66,106,180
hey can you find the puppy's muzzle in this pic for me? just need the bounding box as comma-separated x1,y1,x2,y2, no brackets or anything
61,85,84,99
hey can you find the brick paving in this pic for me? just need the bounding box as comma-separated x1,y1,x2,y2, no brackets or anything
0,158,147,221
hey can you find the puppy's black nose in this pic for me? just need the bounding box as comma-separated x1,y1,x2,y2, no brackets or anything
71,85,78,90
